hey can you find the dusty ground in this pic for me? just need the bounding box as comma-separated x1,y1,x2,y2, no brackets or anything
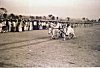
0,24,100,67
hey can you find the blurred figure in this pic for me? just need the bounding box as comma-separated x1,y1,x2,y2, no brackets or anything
29,21,33,30
0,20,3,32
8,19,12,32
2,19,8,32
18,19,23,32
11,20,16,32
23,20,29,31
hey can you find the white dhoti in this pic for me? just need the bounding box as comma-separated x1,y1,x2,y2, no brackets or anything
39,25,43,30
0,23,2,32
29,22,33,30
0,28,2,32
19,24,22,32
24,25,27,31
66,26,76,37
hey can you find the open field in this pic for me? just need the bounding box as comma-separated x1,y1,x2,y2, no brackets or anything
0,24,100,67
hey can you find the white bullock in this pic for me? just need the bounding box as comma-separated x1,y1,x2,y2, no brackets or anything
63,24,76,40
48,22,61,39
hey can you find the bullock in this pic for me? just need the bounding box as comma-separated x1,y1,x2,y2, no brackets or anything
48,22,76,40
48,22,62,39
63,24,76,40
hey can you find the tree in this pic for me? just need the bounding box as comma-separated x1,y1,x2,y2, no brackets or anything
85,18,90,22
0,8,7,14
15,15,19,19
19,15,22,19
3,13,7,19
48,14,53,18
8,13,16,19
43,16,46,20
30,16,35,19
66,17,70,21
48,14,55,20
51,16,55,20
82,17,85,21
36,16,39,19
91,19,96,22
56,17,59,20
0,8,8,19
98,18,100,22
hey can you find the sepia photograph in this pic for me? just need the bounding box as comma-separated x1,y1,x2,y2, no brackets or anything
0,0,100,67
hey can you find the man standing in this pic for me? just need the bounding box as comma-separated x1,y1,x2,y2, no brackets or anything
8,19,11,32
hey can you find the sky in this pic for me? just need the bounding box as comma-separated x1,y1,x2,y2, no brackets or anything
0,0,100,19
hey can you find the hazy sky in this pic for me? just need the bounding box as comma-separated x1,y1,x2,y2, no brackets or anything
0,0,100,19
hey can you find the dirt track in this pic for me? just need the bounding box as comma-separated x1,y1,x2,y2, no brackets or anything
0,24,100,67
